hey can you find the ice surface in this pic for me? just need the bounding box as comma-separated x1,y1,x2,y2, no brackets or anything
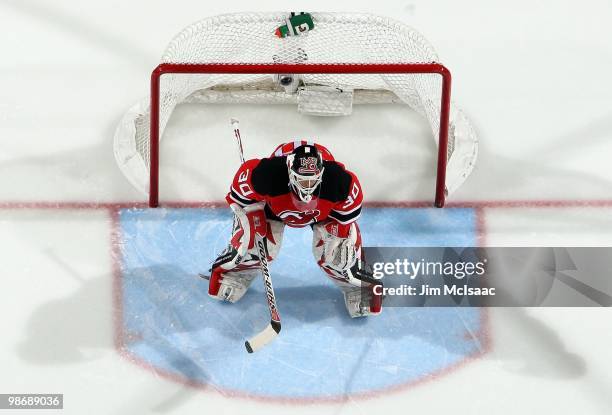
117,208,482,398
1,0,611,414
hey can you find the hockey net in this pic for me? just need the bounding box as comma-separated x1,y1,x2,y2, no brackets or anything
113,12,478,207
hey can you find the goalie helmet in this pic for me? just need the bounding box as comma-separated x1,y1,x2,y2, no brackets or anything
286,144,324,203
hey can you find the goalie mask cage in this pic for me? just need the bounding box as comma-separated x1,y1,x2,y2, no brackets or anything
113,12,478,208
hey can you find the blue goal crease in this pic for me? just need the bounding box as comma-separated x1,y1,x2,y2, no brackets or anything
117,207,481,398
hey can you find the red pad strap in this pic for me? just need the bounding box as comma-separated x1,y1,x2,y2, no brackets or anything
370,284,383,313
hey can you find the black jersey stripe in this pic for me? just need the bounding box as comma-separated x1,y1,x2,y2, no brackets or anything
229,189,256,206
228,193,249,207
329,206,362,224
338,203,362,215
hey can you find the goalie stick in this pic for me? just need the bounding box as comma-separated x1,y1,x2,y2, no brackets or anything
231,118,245,165
230,118,282,353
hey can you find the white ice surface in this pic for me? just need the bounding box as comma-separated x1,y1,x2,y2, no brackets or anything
1,1,611,414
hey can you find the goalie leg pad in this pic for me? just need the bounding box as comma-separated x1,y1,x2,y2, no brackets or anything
337,260,383,317
214,216,285,270
342,285,380,318
208,218,284,302
208,268,259,303
239,219,284,268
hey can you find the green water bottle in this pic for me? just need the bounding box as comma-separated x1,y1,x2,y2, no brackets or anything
275,12,315,38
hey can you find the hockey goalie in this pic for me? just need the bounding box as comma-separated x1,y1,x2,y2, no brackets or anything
208,141,382,318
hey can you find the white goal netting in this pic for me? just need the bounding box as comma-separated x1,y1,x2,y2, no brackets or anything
114,12,478,201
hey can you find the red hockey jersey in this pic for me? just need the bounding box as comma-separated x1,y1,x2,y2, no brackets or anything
226,143,362,228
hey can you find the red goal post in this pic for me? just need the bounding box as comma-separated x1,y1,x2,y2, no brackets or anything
149,62,452,208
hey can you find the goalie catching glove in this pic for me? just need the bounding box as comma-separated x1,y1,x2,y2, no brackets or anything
315,221,360,277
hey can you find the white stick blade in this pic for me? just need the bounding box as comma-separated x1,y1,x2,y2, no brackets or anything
245,324,279,353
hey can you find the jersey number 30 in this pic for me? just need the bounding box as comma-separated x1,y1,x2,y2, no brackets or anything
342,183,360,209
238,169,254,196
